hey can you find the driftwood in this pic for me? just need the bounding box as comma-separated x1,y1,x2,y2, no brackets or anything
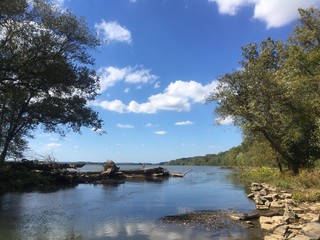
120,167,169,177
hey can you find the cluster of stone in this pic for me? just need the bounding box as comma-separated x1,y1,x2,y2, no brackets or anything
248,183,320,240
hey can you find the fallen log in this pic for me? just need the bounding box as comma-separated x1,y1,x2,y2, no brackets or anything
120,167,170,177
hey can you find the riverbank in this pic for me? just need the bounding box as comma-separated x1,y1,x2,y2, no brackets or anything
247,182,320,239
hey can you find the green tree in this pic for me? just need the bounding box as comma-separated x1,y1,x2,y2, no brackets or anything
0,0,103,162
207,8,320,174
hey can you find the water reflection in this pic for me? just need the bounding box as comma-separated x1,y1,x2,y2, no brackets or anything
91,220,262,240
93,220,213,240
0,166,260,240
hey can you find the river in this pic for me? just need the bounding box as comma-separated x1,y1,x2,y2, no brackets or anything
0,165,263,239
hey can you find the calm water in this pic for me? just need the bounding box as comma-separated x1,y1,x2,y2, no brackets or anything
0,165,262,240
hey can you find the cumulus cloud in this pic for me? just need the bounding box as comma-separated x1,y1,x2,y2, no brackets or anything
155,131,167,135
175,121,194,126
97,66,158,92
215,116,234,125
95,20,132,43
117,124,134,129
91,99,127,113
92,80,218,114
209,0,320,28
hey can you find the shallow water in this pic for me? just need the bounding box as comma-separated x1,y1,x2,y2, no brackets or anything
0,165,262,239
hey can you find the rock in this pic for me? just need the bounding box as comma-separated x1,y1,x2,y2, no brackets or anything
251,182,263,191
271,201,285,208
247,182,320,240
228,214,241,221
272,216,285,225
265,200,271,208
247,193,255,198
103,160,119,175
264,233,284,240
286,199,297,206
264,194,279,201
290,234,312,240
308,203,320,212
280,193,293,199
300,213,320,222
283,206,298,223
257,205,270,210
273,225,288,237
301,222,320,239
261,223,275,231
260,188,268,196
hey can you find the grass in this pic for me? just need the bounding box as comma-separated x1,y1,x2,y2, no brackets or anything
240,167,320,202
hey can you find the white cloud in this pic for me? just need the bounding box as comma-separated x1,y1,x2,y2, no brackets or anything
145,123,158,128
92,80,218,114
91,127,106,134
154,81,160,89
91,99,127,113
209,0,320,28
124,88,130,93
126,80,218,113
215,116,234,125
117,124,134,129
43,143,61,151
97,66,128,92
209,0,249,15
97,66,158,92
155,131,167,135
175,121,194,126
95,20,132,43
125,69,158,83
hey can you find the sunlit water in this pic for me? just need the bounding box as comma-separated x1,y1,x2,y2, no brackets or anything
0,165,262,239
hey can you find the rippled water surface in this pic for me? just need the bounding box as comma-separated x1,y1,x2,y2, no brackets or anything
0,165,262,239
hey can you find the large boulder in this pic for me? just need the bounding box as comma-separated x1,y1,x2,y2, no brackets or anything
103,160,119,175
301,222,320,239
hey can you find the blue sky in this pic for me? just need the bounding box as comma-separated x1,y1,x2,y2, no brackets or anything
28,0,319,163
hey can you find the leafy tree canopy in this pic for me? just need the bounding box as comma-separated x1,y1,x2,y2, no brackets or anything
207,7,320,174
0,0,103,161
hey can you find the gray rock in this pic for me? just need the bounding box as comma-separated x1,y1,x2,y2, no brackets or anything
260,188,268,196
290,234,312,240
301,222,320,239
251,182,262,191
273,225,288,237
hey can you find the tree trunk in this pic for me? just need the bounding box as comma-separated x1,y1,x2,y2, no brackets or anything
0,138,10,162
261,129,299,174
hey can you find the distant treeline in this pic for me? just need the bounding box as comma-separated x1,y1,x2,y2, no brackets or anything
165,141,290,169
165,148,238,167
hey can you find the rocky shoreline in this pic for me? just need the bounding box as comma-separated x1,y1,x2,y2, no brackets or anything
160,182,320,240
247,182,320,240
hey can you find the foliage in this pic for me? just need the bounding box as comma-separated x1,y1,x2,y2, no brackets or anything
0,163,53,191
206,7,320,174
0,0,103,162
